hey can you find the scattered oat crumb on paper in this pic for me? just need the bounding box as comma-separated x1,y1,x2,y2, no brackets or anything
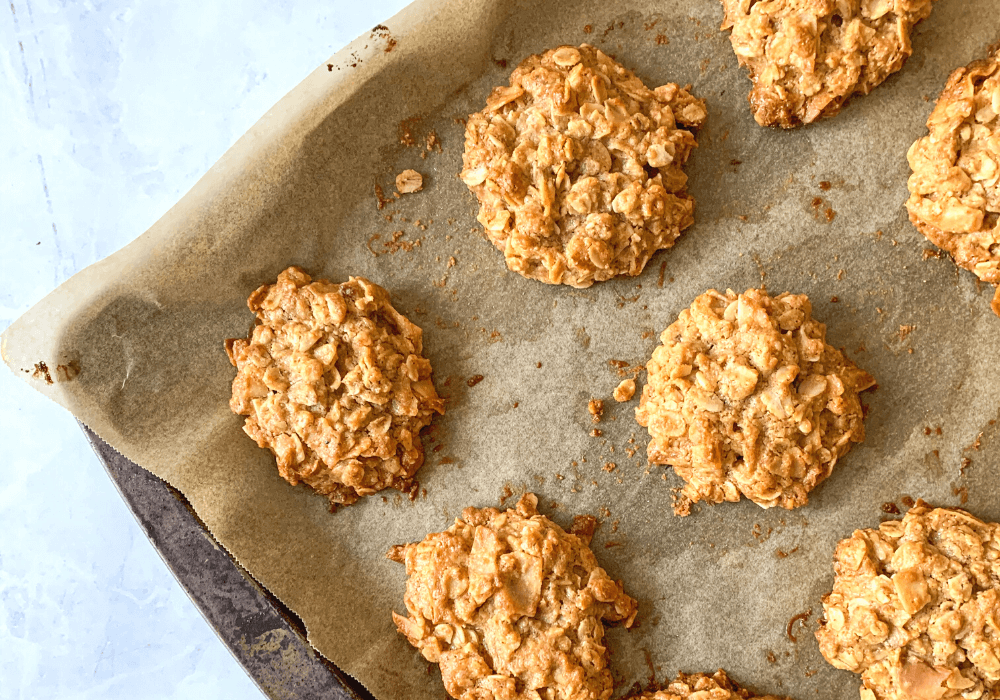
396,169,424,194
625,669,787,699
613,378,636,402
816,502,1000,700
635,288,875,511
720,0,937,127
906,45,1000,317
589,398,605,422
225,267,445,508
31,361,53,384
460,44,706,287
389,493,636,700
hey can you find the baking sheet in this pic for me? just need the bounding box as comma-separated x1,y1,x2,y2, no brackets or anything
4,0,1000,697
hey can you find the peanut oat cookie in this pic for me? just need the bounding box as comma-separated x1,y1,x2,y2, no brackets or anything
635,288,874,512
389,493,637,700
625,670,786,700
460,44,706,287
906,46,1000,317
225,267,444,508
720,0,936,128
816,503,1000,700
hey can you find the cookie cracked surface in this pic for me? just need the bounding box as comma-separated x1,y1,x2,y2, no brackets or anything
226,267,444,508
389,493,636,700
816,503,1000,700
720,0,936,127
635,288,875,512
461,44,707,288
625,669,786,700
905,46,1000,317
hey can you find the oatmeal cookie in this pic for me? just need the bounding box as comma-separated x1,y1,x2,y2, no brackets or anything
460,44,707,287
389,493,636,700
720,0,936,128
816,502,1000,700
225,267,444,508
906,46,1000,317
635,288,874,511
625,670,785,700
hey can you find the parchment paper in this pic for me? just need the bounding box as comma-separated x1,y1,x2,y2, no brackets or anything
5,0,1000,697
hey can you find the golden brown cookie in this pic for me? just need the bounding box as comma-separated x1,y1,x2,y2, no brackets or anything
460,44,706,287
635,288,874,512
906,46,1000,317
720,0,936,128
816,502,1000,700
225,267,444,508
389,493,636,700
625,670,786,700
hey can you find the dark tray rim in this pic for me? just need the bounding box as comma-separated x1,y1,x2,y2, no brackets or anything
81,422,378,700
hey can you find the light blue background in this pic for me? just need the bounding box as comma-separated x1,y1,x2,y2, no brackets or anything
1,1,408,697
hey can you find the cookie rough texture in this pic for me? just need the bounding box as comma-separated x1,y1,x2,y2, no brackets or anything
225,267,444,508
389,493,637,700
460,44,707,288
635,288,874,511
906,47,1000,316
625,669,786,700
816,503,1000,700
720,0,936,127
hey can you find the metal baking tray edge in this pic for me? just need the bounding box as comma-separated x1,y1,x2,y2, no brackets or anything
81,422,377,700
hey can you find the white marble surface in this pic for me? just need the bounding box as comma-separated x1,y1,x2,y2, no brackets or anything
1,1,408,697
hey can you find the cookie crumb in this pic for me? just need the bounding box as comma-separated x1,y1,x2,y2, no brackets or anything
395,169,423,194
32,361,53,385
786,610,812,643
613,378,636,402
588,398,605,423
